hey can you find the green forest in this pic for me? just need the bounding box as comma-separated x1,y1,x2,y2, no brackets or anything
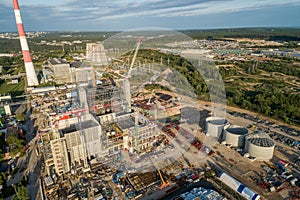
135,49,300,125
182,27,300,41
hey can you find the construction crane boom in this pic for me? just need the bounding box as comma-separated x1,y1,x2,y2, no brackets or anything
128,37,142,77
150,159,170,189
130,37,142,153
157,168,169,189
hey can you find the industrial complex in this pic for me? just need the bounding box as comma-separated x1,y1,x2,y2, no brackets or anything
0,1,299,200
9,36,283,199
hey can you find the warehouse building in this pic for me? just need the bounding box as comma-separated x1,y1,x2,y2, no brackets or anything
218,171,260,200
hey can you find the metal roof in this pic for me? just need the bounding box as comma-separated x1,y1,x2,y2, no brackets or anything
246,131,275,147
116,117,135,130
247,137,275,147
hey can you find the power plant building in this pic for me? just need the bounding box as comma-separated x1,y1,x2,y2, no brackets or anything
50,138,70,176
244,131,275,161
224,124,248,147
61,115,103,165
48,58,72,84
42,77,162,176
86,42,108,66
48,114,103,175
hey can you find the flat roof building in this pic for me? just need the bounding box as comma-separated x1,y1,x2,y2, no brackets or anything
49,114,103,175
48,58,72,84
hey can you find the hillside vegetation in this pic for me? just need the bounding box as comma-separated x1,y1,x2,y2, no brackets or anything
134,49,300,125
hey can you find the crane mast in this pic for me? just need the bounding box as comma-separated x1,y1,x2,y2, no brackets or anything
131,37,142,153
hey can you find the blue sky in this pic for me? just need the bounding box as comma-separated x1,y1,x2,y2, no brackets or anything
1,0,300,32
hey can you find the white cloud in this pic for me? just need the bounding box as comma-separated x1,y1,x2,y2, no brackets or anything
54,0,300,21
5,0,300,21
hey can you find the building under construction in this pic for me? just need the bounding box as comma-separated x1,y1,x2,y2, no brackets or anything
41,82,155,175
126,168,161,193
125,120,158,154
48,58,72,84
86,42,108,66
97,111,160,156
38,37,172,181
74,62,96,85
45,113,102,175
92,80,125,115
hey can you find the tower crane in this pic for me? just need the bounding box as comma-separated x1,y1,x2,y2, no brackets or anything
114,37,143,153
130,37,142,153
115,37,142,112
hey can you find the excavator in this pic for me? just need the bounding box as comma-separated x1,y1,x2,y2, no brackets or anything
150,159,170,189
158,168,170,189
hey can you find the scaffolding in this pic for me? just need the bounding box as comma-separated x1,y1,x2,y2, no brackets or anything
86,42,108,66
92,83,124,115
127,168,160,192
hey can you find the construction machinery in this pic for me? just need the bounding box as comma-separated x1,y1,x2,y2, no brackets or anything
150,159,170,189
147,90,156,105
158,168,170,189
0,119,3,128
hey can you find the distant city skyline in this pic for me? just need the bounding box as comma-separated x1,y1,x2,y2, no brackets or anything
1,0,300,32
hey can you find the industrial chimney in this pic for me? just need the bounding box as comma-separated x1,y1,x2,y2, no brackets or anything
13,0,39,86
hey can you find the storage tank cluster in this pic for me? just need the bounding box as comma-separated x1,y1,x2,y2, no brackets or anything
205,117,227,138
244,131,275,161
218,172,260,200
224,124,248,147
205,116,275,160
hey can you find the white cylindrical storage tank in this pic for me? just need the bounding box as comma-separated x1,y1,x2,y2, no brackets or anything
224,125,248,147
244,132,275,161
205,117,227,138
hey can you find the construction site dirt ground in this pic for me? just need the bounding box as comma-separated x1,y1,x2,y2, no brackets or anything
194,104,298,200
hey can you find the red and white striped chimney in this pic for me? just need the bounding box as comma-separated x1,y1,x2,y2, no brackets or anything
13,0,39,86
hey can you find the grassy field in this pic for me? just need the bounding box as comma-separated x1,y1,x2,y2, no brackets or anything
0,79,25,96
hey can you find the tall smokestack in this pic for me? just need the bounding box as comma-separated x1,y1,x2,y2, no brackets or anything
13,0,39,86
